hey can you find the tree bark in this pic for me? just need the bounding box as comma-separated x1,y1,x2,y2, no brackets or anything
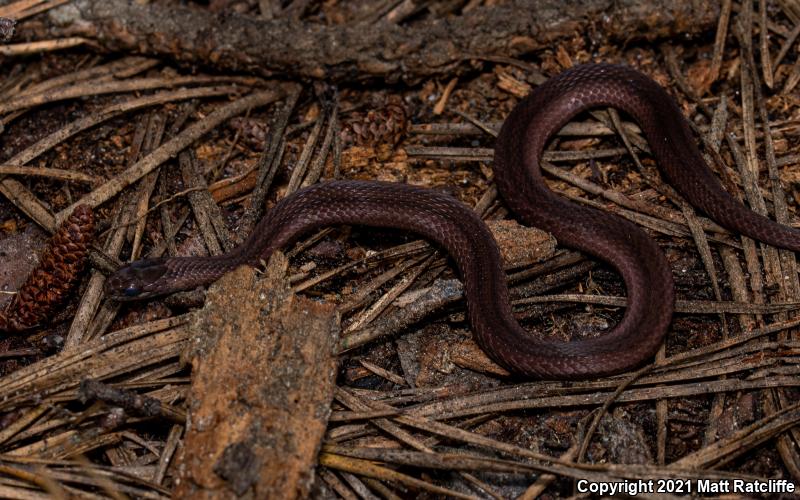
176,254,339,499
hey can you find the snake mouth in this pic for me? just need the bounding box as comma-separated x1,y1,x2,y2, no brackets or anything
104,259,170,301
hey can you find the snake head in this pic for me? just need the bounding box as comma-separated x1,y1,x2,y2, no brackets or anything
105,259,169,301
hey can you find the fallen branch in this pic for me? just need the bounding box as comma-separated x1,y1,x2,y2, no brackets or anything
61,0,719,82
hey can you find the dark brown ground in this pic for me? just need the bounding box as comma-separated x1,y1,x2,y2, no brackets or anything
0,0,799,498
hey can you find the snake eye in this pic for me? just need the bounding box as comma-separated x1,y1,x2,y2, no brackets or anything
123,284,142,297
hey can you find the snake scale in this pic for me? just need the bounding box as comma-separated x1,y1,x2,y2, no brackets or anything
105,64,800,379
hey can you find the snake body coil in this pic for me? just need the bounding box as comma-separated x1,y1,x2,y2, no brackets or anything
105,64,800,379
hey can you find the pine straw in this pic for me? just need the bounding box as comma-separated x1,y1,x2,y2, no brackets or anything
0,0,799,497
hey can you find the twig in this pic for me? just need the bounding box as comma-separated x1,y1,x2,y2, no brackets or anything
58,90,284,217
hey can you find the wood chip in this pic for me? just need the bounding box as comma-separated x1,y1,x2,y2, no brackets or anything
176,254,339,498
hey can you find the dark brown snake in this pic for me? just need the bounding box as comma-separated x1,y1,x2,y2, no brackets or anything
104,64,800,379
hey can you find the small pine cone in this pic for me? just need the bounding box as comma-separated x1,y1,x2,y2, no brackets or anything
228,116,269,150
0,205,94,332
341,99,407,147
0,17,15,42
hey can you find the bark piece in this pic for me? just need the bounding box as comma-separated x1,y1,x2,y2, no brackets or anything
176,254,339,499
62,0,719,82
487,219,556,270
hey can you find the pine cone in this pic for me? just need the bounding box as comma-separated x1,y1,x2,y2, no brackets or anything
341,99,407,147
0,205,94,332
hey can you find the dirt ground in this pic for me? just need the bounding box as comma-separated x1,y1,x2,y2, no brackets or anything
0,0,799,498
